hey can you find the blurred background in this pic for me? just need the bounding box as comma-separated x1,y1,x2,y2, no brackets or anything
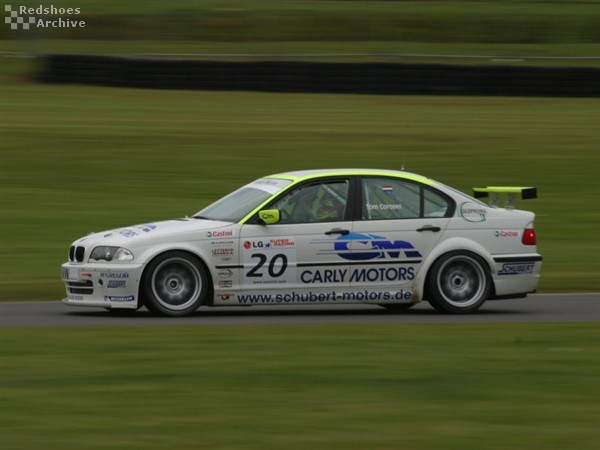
1,0,599,299
3,0,600,61
2,3,600,450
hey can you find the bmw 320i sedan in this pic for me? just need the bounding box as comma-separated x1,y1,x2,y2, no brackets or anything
62,169,542,316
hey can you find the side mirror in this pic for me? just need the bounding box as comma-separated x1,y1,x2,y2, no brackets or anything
258,209,280,225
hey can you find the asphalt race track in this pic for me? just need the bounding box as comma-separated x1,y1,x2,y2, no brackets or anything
1,293,598,328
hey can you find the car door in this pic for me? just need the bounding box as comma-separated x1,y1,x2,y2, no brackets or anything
348,176,453,300
237,177,355,302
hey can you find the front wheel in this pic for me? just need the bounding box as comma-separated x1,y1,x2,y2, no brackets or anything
427,252,491,314
142,252,209,316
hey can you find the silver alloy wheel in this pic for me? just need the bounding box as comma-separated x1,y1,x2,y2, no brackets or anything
436,254,487,308
151,257,203,312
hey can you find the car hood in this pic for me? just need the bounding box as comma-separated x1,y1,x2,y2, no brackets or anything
72,218,235,248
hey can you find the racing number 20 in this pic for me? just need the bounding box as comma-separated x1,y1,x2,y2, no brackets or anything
247,253,288,278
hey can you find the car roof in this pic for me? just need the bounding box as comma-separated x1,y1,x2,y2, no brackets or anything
266,169,438,186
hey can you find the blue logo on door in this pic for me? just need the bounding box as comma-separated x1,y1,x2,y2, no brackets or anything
332,233,422,261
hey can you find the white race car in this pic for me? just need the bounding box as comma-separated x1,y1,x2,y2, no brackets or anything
61,169,542,316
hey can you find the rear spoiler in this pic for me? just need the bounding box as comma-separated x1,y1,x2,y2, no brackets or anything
473,186,537,209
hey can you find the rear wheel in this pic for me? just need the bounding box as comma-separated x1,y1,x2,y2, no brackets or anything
427,252,491,314
142,252,209,316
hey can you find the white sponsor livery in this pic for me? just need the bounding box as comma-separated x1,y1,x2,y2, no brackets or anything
61,169,542,316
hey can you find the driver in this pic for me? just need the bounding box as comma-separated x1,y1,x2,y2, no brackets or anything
315,196,344,221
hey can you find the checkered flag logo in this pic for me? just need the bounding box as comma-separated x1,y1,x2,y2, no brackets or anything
5,5,36,30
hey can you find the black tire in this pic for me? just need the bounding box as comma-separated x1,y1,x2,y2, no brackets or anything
142,251,209,317
427,251,491,314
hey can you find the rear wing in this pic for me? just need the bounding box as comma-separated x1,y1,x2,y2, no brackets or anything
473,186,537,209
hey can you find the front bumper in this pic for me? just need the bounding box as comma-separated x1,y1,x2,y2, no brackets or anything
61,262,145,309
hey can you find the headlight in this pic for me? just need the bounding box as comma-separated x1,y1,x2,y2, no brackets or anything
89,246,134,262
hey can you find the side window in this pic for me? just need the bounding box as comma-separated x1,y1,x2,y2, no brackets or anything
424,188,450,218
362,178,420,220
270,180,349,224
362,178,450,220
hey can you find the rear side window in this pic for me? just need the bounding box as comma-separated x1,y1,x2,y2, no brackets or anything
423,188,451,218
361,177,451,220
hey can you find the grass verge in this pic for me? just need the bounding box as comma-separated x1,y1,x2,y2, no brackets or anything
2,56,600,298
1,323,599,449
3,1,600,47
4,41,600,68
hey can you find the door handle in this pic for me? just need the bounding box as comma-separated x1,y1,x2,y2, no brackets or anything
325,228,350,236
416,225,441,232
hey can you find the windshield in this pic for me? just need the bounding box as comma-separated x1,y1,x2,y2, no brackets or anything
194,178,292,222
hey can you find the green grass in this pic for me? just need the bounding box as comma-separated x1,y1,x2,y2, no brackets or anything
1,57,599,299
4,40,600,67
2,323,599,449
4,0,600,67
2,1,600,51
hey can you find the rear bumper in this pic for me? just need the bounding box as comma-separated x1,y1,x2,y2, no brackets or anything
492,254,542,297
